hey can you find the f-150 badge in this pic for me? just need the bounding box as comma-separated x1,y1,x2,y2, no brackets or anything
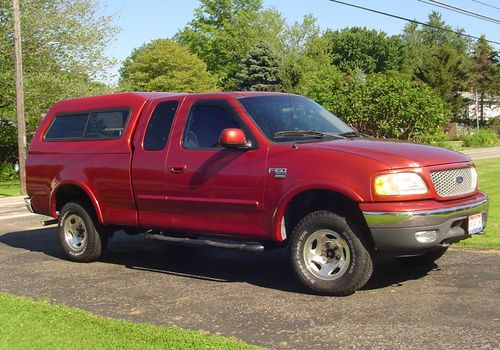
269,168,287,179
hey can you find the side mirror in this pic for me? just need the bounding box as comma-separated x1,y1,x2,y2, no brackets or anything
219,128,250,149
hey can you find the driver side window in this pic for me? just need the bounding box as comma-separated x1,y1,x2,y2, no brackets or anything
183,102,240,149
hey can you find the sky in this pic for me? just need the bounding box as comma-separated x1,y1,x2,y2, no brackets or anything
100,0,500,83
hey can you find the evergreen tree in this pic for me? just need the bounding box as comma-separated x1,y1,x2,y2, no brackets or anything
471,35,500,124
236,42,281,91
402,12,473,120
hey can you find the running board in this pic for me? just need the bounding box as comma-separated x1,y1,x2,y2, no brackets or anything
42,218,58,226
144,232,265,252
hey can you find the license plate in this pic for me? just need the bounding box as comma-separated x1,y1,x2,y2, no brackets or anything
468,213,483,234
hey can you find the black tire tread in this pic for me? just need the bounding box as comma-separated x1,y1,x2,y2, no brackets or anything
59,202,107,262
290,210,373,296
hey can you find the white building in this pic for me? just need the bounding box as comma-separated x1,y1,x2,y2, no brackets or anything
461,92,500,123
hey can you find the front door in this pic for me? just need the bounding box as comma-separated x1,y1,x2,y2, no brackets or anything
165,97,267,238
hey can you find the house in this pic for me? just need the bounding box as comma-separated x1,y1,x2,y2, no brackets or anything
461,92,500,123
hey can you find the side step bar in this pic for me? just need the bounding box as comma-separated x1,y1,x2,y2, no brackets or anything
145,232,265,252
42,218,58,226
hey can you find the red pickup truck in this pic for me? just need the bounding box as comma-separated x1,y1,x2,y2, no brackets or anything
25,92,489,295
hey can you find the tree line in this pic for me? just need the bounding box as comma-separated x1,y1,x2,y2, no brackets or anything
1,0,499,165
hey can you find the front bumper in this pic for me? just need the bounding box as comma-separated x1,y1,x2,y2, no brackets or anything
361,192,489,253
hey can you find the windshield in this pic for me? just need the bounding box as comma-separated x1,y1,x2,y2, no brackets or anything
239,95,353,142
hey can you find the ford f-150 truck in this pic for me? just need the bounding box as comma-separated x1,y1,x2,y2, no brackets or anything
25,92,489,295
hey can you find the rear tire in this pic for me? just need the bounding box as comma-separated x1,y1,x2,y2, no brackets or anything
289,210,373,296
394,247,448,265
59,202,108,262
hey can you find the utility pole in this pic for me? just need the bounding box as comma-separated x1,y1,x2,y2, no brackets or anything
13,0,27,195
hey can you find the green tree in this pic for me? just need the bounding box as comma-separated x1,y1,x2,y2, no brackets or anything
322,27,409,74
0,0,117,139
299,72,450,142
402,12,473,119
278,14,320,92
119,39,219,92
176,0,320,91
175,0,264,78
237,41,281,91
471,35,500,124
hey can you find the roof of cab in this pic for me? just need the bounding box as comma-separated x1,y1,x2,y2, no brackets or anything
55,91,287,105
49,91,289,114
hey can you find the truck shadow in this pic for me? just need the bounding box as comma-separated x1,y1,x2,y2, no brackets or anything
0,228,438,295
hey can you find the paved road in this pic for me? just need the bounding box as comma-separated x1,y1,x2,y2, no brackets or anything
0,197,499,349
461,146,500,160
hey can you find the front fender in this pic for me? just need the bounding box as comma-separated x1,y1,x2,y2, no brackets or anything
270,181,364,242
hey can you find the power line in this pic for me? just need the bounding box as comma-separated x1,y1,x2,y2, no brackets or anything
470,0,500,11
419,0,500,24
325,0,500,45
421,0,500,24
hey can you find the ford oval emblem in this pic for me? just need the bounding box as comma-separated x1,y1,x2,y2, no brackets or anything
456,176,464,184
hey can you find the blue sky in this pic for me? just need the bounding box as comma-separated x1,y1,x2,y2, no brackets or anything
101,0,500,83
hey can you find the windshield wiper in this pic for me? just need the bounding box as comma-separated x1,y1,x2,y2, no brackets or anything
338,131,365,138
274,130,337,139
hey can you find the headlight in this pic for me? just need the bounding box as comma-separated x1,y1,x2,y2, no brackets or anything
470,166,478,191
374,172,428,196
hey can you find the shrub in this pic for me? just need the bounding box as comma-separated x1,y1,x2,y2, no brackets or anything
0,163,18,181
0,120,18,164
462,128,499,148
299,71,451,142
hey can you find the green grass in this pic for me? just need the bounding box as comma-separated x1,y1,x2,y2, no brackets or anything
0,292,262,350
0,179,21,197
455,158,500,248
438,140,464,151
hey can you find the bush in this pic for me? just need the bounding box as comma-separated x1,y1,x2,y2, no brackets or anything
299,71,451,142
0,120,18,164
489,116,500,127
0,163,18,181
462,128,499,148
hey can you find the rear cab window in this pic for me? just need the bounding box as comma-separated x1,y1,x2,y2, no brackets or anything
143,101,179,151
44,109,130,141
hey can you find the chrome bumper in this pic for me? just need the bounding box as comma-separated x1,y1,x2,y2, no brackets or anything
362,197,489,252
363,198,489,228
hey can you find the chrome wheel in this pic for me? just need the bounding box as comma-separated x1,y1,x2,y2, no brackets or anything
63,214,88,251
303,229,350,280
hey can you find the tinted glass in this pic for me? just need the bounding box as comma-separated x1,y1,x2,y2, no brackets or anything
239,95,352,142
84,110,129,139
44,113,89,140
184,104,240,149
144,101,179,150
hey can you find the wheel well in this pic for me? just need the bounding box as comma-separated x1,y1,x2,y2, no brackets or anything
55,185,98,221
283,190,374,251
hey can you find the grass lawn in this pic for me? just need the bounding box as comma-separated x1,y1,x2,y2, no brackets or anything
456,158,500,248
0,292,262,350
0,179,21,197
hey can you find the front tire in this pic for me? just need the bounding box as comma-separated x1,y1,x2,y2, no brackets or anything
59,202,107,262
289,210,373,296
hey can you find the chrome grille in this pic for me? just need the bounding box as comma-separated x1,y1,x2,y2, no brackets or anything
430,167,474,198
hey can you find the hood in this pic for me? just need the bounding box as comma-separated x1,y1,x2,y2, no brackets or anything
306,138,470,169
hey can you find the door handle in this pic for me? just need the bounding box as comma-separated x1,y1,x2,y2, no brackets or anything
169,164,186,174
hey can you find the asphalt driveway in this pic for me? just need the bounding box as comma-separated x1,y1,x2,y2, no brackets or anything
0,197,498,349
